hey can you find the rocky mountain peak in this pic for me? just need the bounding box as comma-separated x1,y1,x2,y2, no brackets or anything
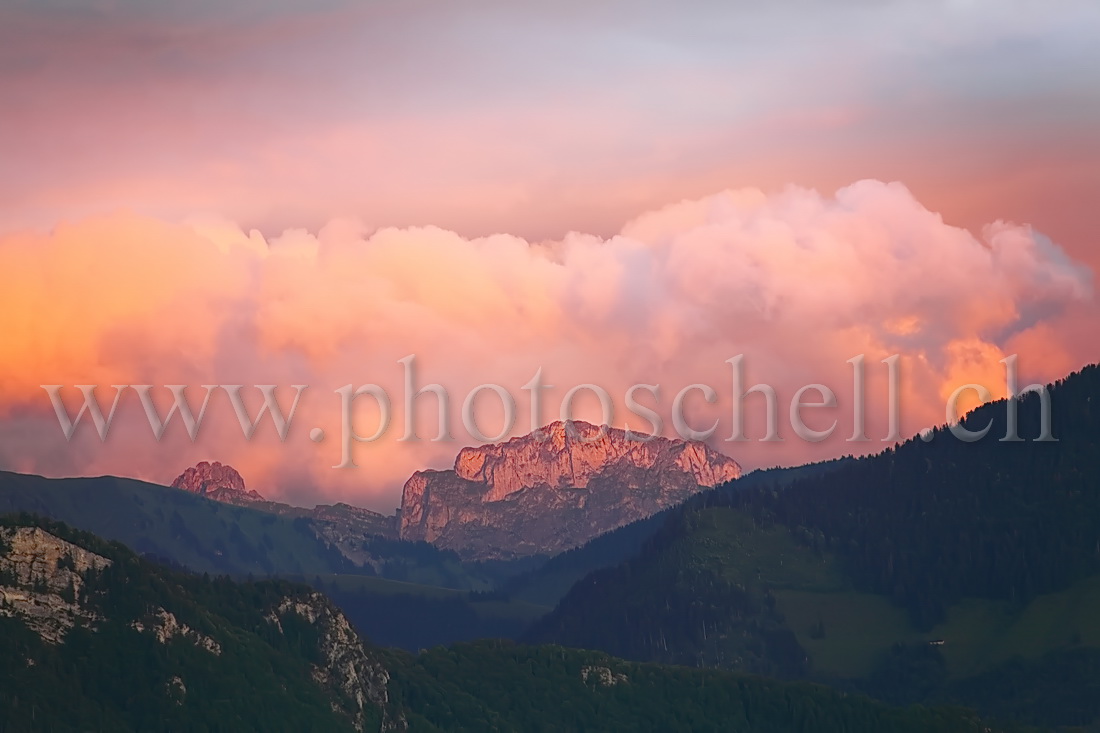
170,461,263,502
400,421,741,559
453,420,741,502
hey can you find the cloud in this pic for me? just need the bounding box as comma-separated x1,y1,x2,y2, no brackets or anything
0,180,1091,509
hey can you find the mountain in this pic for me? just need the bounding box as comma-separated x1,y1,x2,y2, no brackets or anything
197,491,401,569
170,460,400,565
0,471,353,578
0,472,493,591
171,460,265,502
400,420,741,560
163,418,743,569
0,515,994,732
526,364,1100,729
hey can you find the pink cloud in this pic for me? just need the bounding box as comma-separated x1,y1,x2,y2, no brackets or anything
0,181,1092,509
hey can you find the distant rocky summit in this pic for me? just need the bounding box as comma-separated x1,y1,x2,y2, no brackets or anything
170,461,264,502
400,421,741,560
169,461,399,568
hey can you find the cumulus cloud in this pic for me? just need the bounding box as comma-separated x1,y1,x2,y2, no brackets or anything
1,180,1091,509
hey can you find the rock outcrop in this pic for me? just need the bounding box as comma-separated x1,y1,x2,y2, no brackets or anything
400,421,741,559
131,608,222,656
0,526,112,644
581,665,628,687
267,591,405,731
171,461,264,502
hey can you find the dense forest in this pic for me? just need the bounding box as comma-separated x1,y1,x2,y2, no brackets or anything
382,640,994,733
725,364,1100,628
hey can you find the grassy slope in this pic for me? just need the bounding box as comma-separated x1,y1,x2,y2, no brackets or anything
374,554,495,591
782,575,1100,679
506,459,852,607
685,507,1100,681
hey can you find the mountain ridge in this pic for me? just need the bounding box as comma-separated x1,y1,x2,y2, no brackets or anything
400,420,741,559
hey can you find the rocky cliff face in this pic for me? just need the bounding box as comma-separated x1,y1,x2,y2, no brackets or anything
267,592,404,731
171,461,264,502
0,526,113,643
400,421,741,559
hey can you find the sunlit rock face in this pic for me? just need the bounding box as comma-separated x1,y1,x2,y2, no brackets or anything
0,527,113,644
170,461,264,502
399,421,741,560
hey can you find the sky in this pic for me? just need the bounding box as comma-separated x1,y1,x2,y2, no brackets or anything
2,0,1098,511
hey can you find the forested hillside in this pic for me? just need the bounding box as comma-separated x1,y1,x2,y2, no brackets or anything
0,514,384,732
728,364,1100,628
528,364,1100,728
0,515,996,732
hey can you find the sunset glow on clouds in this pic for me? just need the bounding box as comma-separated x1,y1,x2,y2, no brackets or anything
2,1,1098,508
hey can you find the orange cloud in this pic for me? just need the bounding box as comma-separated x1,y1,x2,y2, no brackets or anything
0,181,1092,509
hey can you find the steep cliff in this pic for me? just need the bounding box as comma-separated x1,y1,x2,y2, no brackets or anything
400,421,741,559
0,526,113,644
267,591,402,731
171,460,265,502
